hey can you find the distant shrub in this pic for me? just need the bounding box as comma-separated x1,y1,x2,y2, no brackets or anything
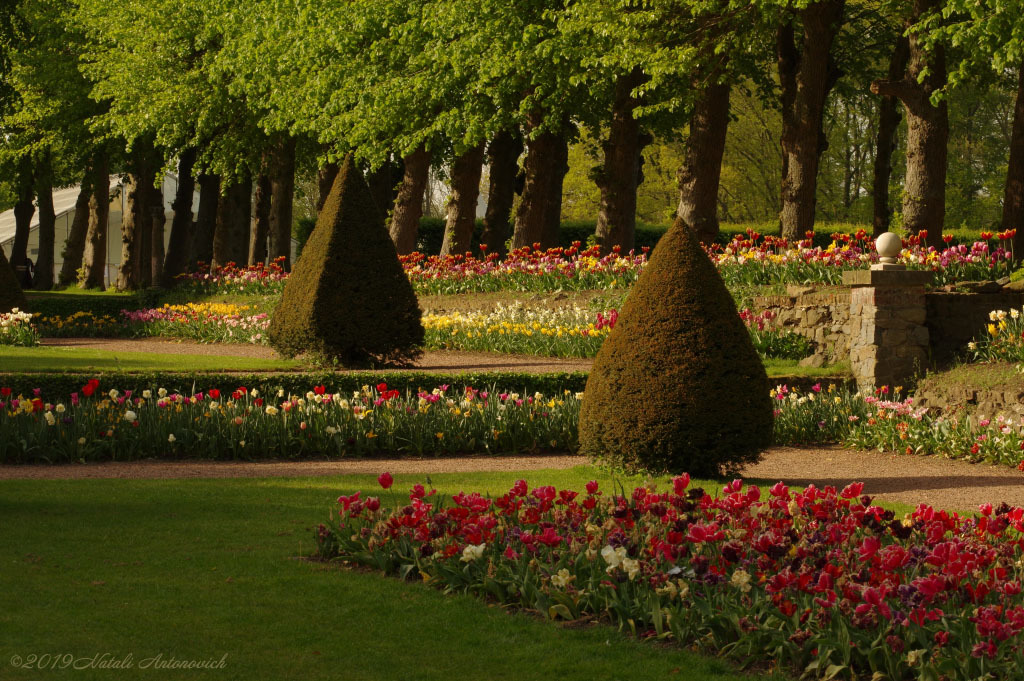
0,247,27,314
267,155,424,366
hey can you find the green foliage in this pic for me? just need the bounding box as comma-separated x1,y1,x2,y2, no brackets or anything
267,155,424,365
292,217,316,260
0,246,27,313
77,0,266,177
578,217,773,476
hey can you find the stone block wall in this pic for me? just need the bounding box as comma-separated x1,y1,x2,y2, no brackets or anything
756,287,1024,370
753,287,851,359
848,285,930,390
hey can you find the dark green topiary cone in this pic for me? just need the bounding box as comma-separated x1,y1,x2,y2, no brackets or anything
578,217,772,475
0,246,27,314
267,154,424,366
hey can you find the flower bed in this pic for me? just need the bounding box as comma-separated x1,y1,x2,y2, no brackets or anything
170,231,1015,298
403,244,647,295
423,303,614,358
711,229,1014,288
968,307,1024,364
739,308,813,360
6,377,1024,468
0,381,579,463
775,383,1024,470
0,308,39,347
120,303,270,344
35,303,270,344
424,303,812,360
316,475,1024,680
32,310,122,338
174,256,289,295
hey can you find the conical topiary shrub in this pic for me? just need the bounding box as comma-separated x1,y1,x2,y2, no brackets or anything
578,217,772,475
267,154,424,366
0,246,27,314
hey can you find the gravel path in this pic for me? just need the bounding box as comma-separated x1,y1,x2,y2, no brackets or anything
19,338,1023,510
3,445,1022,512
38,338,594,373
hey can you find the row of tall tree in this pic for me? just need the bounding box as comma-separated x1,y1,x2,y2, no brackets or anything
3,0,1024,291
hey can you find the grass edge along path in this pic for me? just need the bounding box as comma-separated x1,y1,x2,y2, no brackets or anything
0,345,300,372
0,469,795,681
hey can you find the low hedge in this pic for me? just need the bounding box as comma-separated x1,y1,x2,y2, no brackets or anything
0,369,848,401
23,289,160,318
0,370,592,401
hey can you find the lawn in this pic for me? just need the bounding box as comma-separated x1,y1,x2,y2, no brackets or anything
762,358,849,378
0,346,300,372
0,346,847,379
1,468,799,681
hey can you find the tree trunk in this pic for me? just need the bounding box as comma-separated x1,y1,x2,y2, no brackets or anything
481,130,523,256
10,158,34,272
543,128,571,249
440,142,486,256
33,151,56,290
366,156,404,223
268,136,296,267
512,118,570,250
58,170,93,287
871,36,910,236
677,80,732,246
595,71,650,253
191,174,220,268
150,184,165,285
250,170,272,266
131,144,159,288
871,0,947,247
81,153,110,289
316,161,339,214
389,145,431,255
777,0,845,241
212,176,252,269
1004,65,1024,260
137,182,153,289
161,148,196,286
116,172,143,290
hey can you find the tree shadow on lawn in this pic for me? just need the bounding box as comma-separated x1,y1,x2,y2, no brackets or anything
742,474,1024,510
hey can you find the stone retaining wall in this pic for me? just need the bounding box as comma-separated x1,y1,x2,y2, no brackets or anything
754,287,851,360
755,286,1024,367
915,370,1024,421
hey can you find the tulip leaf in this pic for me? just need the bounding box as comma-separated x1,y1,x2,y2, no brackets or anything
548,604,572,620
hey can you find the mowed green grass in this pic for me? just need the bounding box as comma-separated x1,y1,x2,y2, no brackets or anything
0,469,791,681
2,346,848,380
0,346,300,372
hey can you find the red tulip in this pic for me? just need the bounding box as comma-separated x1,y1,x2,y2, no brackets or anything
377,472,394,489
840,482,864,499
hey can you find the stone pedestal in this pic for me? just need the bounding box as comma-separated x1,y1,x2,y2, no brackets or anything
842,269,933,392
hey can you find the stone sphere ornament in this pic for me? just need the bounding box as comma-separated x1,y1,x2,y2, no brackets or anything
875,231,902,264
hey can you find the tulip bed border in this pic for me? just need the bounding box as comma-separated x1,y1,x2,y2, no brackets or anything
316,475,1024,681
0,371,849,405
0,371,592,402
